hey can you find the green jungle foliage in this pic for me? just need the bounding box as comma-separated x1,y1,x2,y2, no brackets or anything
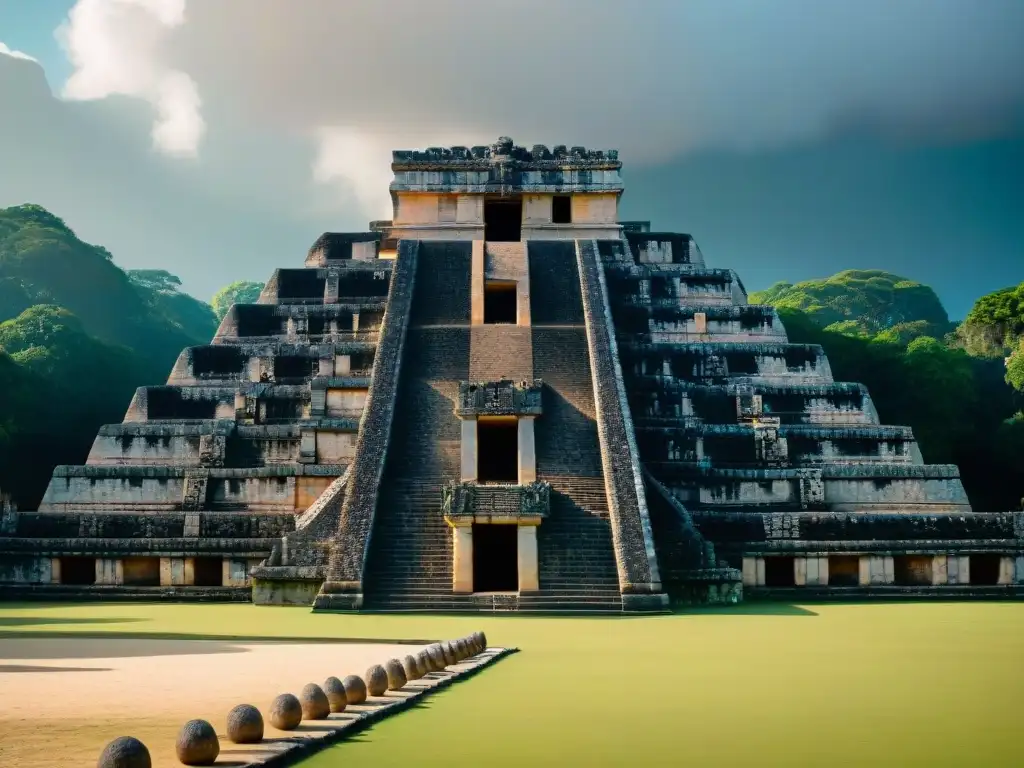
953,281,1024,358
0,204,225,508
750,270,952,339
211,280,265,320
775,301,1024,512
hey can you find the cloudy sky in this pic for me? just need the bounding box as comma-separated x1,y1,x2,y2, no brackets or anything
1,0,1022,317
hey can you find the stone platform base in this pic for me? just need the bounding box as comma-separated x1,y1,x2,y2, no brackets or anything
747,584,1024,601
229,647,514,767
252,578,324,606
666,580,744,607
0,584,252,601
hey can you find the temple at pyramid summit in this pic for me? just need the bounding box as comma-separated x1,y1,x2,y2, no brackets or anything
2,136,1022,610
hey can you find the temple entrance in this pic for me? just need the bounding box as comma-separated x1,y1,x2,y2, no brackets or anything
970,554,1001,585
828,555,860,586
122,557,160,587
477,417,518,483
472,524,518,592
194,557,224,587
60,557,96,585
894,555,932,586
484,281,517,324
484,198,522,242
764,556,795,587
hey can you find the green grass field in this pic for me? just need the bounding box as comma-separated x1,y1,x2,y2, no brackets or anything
2,601,1021,767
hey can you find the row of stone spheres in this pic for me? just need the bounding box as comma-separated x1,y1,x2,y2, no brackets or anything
96,632,488,767
2,135,1020,611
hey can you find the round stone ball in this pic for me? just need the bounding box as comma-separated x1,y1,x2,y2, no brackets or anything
477,630,488,649
226,704,264,744
416,649,434,674
174,719,220,766
269,693,303,731
300,683,331,720
384,658,408,691
427,643,446,670
342,674,368,704
441,641,457,666
463,636,477,657
97,736,151,768
402,654,422,681
323,677,348,713
365,664,389,696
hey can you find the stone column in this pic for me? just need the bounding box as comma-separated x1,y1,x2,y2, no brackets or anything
160,557,173,586
805,556,828,586
335,354,351,375
453,525,473,593
96,558,123,586
471,240,485,326
948,555,970,585
741,557,758,587
50,558,61,584
1015,556,1024,585
461,418,477,482
866,555,894,585
858,555,871,586
794,557,807,586
931,555,948,585
183,557,195,586
517,525,539,592
997,556,1014,585
518,416,537,484
755,557,766,586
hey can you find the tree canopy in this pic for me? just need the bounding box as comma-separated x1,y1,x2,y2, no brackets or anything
750,270,951,338
211,280,265,320
954,281,1024,357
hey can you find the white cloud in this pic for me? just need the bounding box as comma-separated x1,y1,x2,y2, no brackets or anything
58,0,204,157
0,42,37,62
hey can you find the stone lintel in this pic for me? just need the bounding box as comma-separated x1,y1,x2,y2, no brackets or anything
456,379,543,418
441,482,550,526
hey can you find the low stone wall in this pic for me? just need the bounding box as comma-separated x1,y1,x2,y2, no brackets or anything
316,240,419,610
576,240,665,610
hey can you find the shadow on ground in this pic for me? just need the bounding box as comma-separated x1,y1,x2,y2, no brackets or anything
0,637,253,660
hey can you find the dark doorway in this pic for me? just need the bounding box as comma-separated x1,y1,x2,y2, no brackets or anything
194,557,224,587
473,524,518,592
484,281,517,324
122,557,160,586
552,195,572,224
764,556,795,587
60,557,96,585
970,554,1001,585
484,199,522,242
894,555,933,586
828,555,860,586
477,418,518,483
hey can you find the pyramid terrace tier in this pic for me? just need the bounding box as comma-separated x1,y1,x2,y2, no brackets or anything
620,341,833,385
637,424,923,469
165,341,378,385
258,265,392,305
37,464,344,514
214,301,386,343
628,381,880,426
86,421,360,469
611,303,787,343
124,379,369,422
605,265,749,307
652,463,971,514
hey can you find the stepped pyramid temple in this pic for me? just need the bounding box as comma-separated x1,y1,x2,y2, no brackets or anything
2,136,1022,611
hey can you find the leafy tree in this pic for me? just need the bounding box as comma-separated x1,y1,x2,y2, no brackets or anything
955,281,1024,357
1007,339,1024,392
751,270,950,338
211,280,265,320
127,269,218,342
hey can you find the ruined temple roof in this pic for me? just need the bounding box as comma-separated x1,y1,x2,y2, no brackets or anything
391,136,620,170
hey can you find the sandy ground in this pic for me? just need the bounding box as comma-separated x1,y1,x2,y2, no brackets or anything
0,637,429,767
